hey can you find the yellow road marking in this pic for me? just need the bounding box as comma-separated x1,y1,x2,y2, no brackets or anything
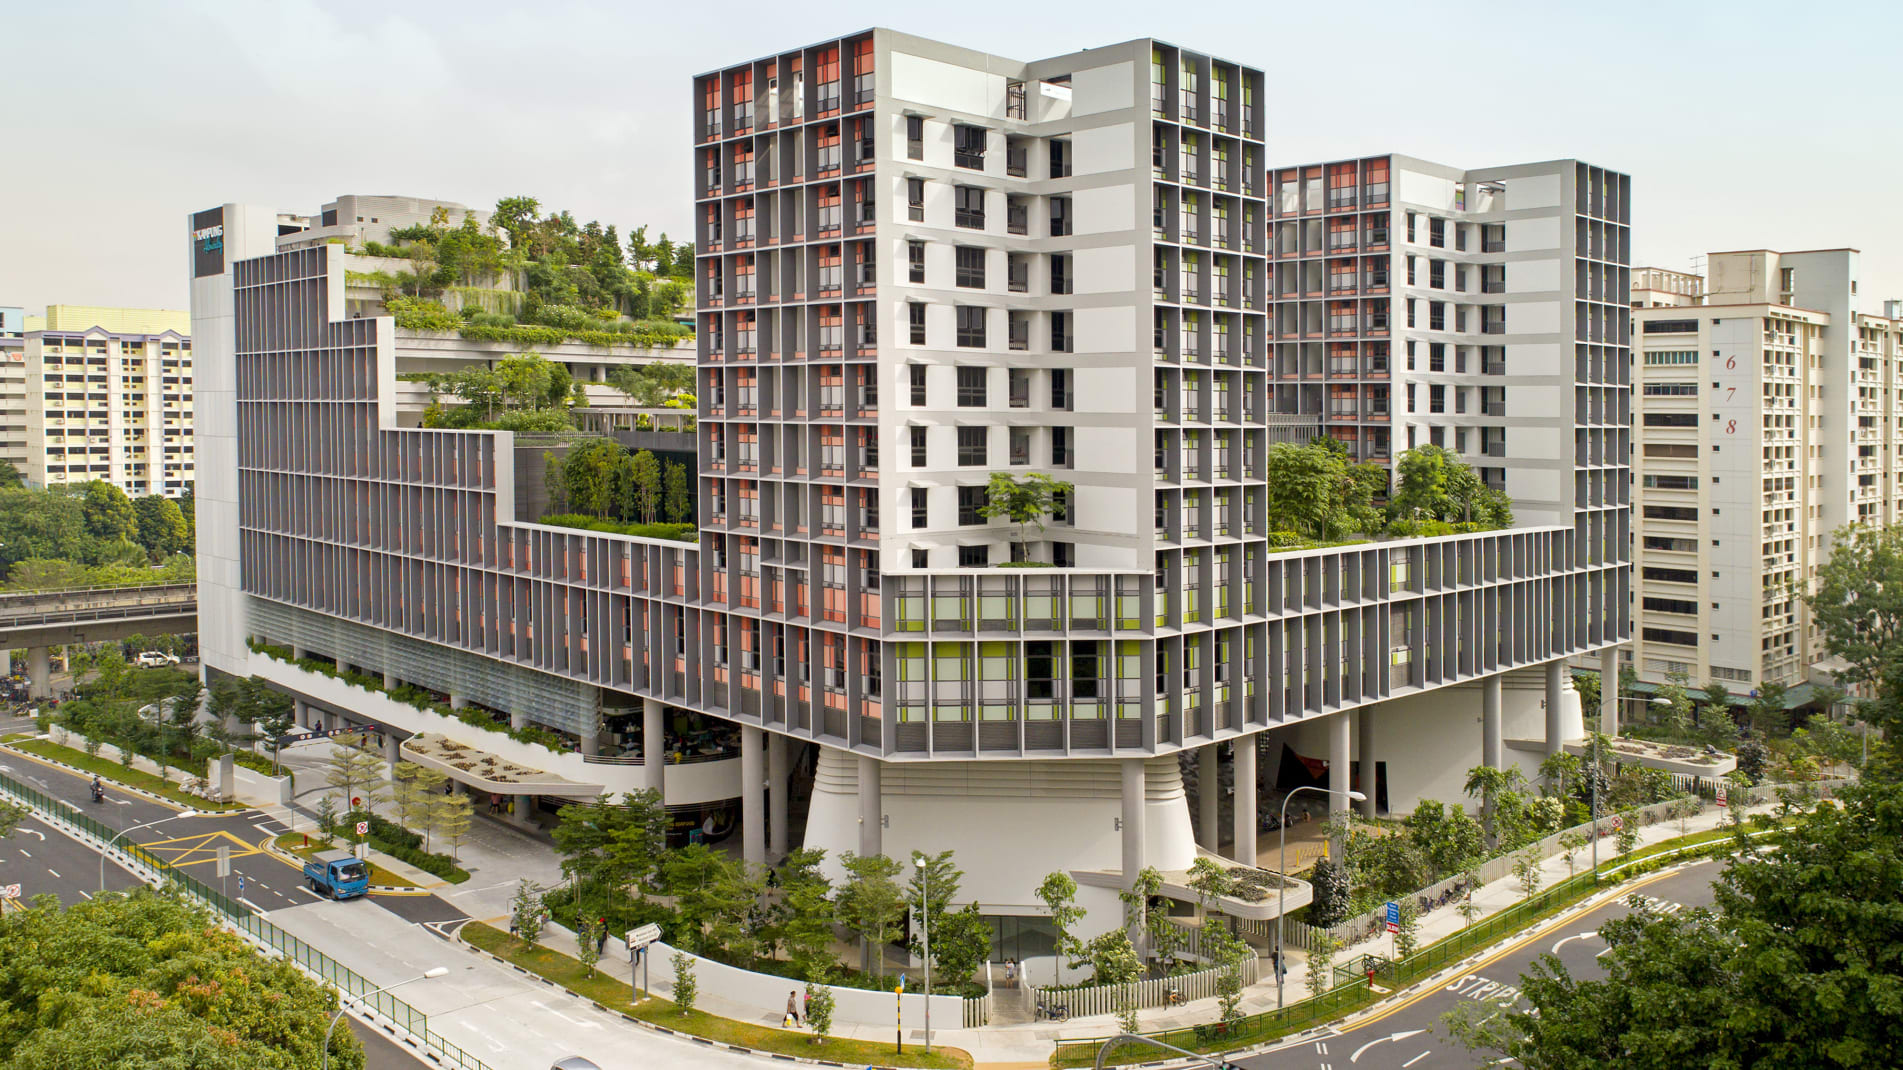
1334,865,1690,1034
138,829,265,867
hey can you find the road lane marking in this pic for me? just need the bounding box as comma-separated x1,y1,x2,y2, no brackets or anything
18,828,43,841
1351,1029,1425,1063
46,869,58,879
1402,1052,1432,1068
1549,932,1598,954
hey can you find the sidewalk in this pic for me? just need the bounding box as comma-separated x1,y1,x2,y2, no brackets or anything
508,796,1778,1068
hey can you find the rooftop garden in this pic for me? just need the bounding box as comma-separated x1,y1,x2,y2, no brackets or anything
542,438,697,542
354,196,694,350
1262,440,1512,549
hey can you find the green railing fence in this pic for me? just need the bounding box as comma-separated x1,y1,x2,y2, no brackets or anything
0,768,493,1070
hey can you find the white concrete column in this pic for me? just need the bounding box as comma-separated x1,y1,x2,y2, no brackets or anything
1544,659,1567,757
510,708,528,731
292,700,309,730
1482,674,1503,771
383,732,400,766
1328,711,1351,830
1120,757,1147,888
1231,738,1257,866
450,694,468,711
1197,744,1220,850
740,726,766,868
1357,704,1378,819
511,794,534,828
642,699,667,795
25,647,51,700
383,671,397,690
291,645,305,660
857,755,882,858
1599,647,1619,737
767,733,790,859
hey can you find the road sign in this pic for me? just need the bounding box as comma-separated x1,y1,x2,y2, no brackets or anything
351,797,361,808
1384,901,1400,934
238,875,245,895
0,884,19,899
355,821,369,836
216,845,231,878
625,923,662,949
1716,784,1728,808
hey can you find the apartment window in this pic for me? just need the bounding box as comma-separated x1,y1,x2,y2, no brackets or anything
1405,211,1416,243
907,178,926,221
955,246,986,288
1051,310,1073,353
958,426,988,466
956,365,987,406
1053,541,1075,567
1051,426,1072,468
1010,426,1031,465
1050,368,1072,410
912,548,930,568
955,186,985,229
1644,413,1698,428
1049,139,1072,179
1049,196,1072,236
1006,80,1027,120
911,426,928,466
906,115,924,160
1643,566,1700,583
908,240,926,283
910,362,927,404
911,487,929,528
958,544,991,567
958,485,987,525
1644,349,1698,364
1050,254,1073,295
1428,217,1445,248
956,307,987,348
954,124,987,169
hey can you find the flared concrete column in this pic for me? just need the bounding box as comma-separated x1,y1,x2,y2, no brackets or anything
25,647,51,700
641,699,666,795
1120,757,1147,888
1482,674,1504,771
1357,704,1378,819
740,726,766,867
767,733,790,859
292,700,309,730
1544,659,1567,757
1198,744,1220,850
1328,711,1351,828
857,755,882,858
383,731,400,766
1599,647,1619,737
1232,738,1257,866
511,794,534,828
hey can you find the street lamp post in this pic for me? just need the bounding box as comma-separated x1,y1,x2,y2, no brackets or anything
913,854,932,1053
100,811,194,892
322,967,448,1070
1276,784,1365,1009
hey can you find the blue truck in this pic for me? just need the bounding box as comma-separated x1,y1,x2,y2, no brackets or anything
302,849,370,900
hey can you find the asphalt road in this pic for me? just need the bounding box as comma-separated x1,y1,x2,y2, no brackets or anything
1233,859,1723,1070
0,745,442,1070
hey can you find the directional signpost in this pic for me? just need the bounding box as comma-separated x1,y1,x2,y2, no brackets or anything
626,923,661,999
896,972,906,1054
217,844,230,899
1385,900,1401,967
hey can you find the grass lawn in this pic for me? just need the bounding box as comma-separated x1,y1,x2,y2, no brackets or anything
5,739,240,811
463,923,972,1070
272,833,419,888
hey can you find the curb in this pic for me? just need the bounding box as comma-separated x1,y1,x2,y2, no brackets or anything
452,929,928,1070
0,739,250,814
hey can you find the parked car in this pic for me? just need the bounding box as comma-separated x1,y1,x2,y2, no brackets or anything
134,651,180,668
549,1059,602,1070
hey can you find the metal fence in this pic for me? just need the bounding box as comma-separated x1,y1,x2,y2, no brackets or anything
1028,956,1259,1018
0,768,493,1070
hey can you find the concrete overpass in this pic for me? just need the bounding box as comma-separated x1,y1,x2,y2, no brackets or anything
0,584,198,698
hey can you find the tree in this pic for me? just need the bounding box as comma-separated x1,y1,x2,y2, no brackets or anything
926,903,993,989
1306,932,1341,1001
1573,671,1602,724
391,762,447,849
1614,816,1639,858
542,451,568,514
553,788,670,906
1307,856,1353,928
80,480,137,542
1446,779,1903,1069
1465,765,1534,850
1403,799,1487,878
131,495,190,558
834,852,905,979
1073,929,1140,985
1807,524,1903,698
492,196,542,252
0,459,20,488
1186,856,1234,911
663,462,692,523
246,678,295,775
576,916,601,977
433,791,473,859
0,889,362,1069
977,472,1074,558
1389,444,1511,526
1735,732,1770,785
1262,441,1345,538
560,439,627,519
322,735,388,821
629,449,663,523
1035,871,1085,985
803,972,834,1042
1747,680,1791,737
1393,897,1422,958
904,849,965,971
0,800,21,842
671,951,698,1014
660,842,744,955
771,848,836,979
510,879,548,942
1512,848,1544,897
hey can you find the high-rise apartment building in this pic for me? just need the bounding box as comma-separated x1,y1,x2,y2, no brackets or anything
0,306,24,475
197,31,1629,940
21,305,194,496
1628,249,1903,692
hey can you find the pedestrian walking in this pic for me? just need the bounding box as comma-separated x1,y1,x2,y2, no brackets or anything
1005,958,1017,986
596,917,608,956
786,990,802,1027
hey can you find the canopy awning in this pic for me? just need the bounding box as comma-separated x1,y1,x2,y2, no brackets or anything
400,732,603,799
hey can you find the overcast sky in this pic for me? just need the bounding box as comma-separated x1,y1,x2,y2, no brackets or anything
5,0,1900,316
